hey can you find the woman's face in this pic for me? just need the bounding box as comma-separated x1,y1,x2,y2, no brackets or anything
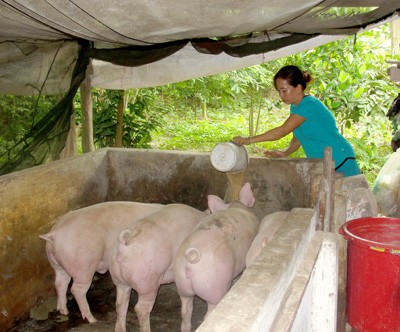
275,78,303,105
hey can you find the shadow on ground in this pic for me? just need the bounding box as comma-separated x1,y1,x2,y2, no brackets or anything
9,272,208,332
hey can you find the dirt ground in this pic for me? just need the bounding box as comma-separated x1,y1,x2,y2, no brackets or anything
9,272,208,332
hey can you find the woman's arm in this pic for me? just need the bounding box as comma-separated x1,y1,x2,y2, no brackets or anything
233,114,305,145
264,135,301,157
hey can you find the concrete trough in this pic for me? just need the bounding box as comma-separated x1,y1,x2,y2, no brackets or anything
0,148,375,330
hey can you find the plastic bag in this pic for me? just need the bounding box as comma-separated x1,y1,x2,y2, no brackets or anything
372,149,400,217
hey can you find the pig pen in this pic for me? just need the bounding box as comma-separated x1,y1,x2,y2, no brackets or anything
0,148,377,331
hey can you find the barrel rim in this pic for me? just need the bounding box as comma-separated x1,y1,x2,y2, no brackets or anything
339,217,400,252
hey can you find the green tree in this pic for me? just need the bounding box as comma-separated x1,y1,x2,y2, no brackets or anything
83,88,163,149
0,94,58,161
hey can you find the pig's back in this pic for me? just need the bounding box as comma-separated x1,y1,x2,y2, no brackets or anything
246,211,289,267
52,201,163,234
48,202,164,265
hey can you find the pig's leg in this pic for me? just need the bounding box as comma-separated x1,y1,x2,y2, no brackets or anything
70,280,97,323
180,295,194,332
54,268,71,315
114,284,131,332
135,292,157,332
46,245,71,315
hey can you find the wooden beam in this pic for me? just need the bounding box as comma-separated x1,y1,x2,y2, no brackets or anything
392,18,400,55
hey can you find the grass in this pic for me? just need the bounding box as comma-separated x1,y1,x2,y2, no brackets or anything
151,106,302,155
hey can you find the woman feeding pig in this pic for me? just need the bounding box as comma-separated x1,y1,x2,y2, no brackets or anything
232,65,360,177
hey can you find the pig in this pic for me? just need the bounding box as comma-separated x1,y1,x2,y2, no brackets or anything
173,182,260,332
245,211,289,267
109,203,208,332
39,201,163,323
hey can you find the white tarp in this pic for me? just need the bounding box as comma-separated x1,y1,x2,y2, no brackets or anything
91,35,343,89
0,0,399,94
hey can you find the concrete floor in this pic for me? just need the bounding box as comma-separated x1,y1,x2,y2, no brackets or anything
9,272,208,332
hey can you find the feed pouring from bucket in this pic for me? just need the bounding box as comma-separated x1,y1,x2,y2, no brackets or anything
210,142,249,173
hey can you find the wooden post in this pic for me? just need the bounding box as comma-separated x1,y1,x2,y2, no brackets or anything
115,90,125,147
323,147,335,232
80,59,95,153
391,18,400,56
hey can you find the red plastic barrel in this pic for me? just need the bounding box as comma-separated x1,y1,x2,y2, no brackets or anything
339,217,400,332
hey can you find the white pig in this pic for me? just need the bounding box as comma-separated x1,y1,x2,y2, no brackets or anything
245,211,289,267
173,182,260,332
109,203,208,332
39,201,163,323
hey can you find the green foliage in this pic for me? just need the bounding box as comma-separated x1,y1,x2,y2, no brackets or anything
150,106,306,159
286,27,398,129
0,94,58,160
89,89,163,148
345,117,393,184
150,112,249,151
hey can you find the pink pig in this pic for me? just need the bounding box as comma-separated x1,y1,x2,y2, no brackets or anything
245,210,289,267
39,201,163,323
173,182,260,332
109,203,208,332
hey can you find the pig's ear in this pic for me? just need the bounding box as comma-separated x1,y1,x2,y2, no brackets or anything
239,182,255,207
207,195,229,213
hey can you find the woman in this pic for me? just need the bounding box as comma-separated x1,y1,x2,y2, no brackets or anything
233,65,360,177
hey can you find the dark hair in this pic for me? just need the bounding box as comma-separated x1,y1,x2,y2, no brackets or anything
273,65,312,90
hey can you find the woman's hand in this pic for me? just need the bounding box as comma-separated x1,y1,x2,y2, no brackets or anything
232,136,251,145
263,150,287,158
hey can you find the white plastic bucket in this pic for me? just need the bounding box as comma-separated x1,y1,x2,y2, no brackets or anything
210,142,249,173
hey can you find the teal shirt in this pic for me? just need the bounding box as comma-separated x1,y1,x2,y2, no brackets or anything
291,95,360,177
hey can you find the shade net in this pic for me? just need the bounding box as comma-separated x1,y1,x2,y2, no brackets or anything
0,41,89,174
1,0,399,94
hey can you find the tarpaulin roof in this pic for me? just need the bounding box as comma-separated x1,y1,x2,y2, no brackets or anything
0,0,399,95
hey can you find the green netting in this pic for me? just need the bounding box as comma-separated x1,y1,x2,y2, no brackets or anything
0,42,89,175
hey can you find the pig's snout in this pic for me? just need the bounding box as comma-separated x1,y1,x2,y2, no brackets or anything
184,247,201,264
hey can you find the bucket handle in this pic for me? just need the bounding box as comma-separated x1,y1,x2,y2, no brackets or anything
229,140,241,147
